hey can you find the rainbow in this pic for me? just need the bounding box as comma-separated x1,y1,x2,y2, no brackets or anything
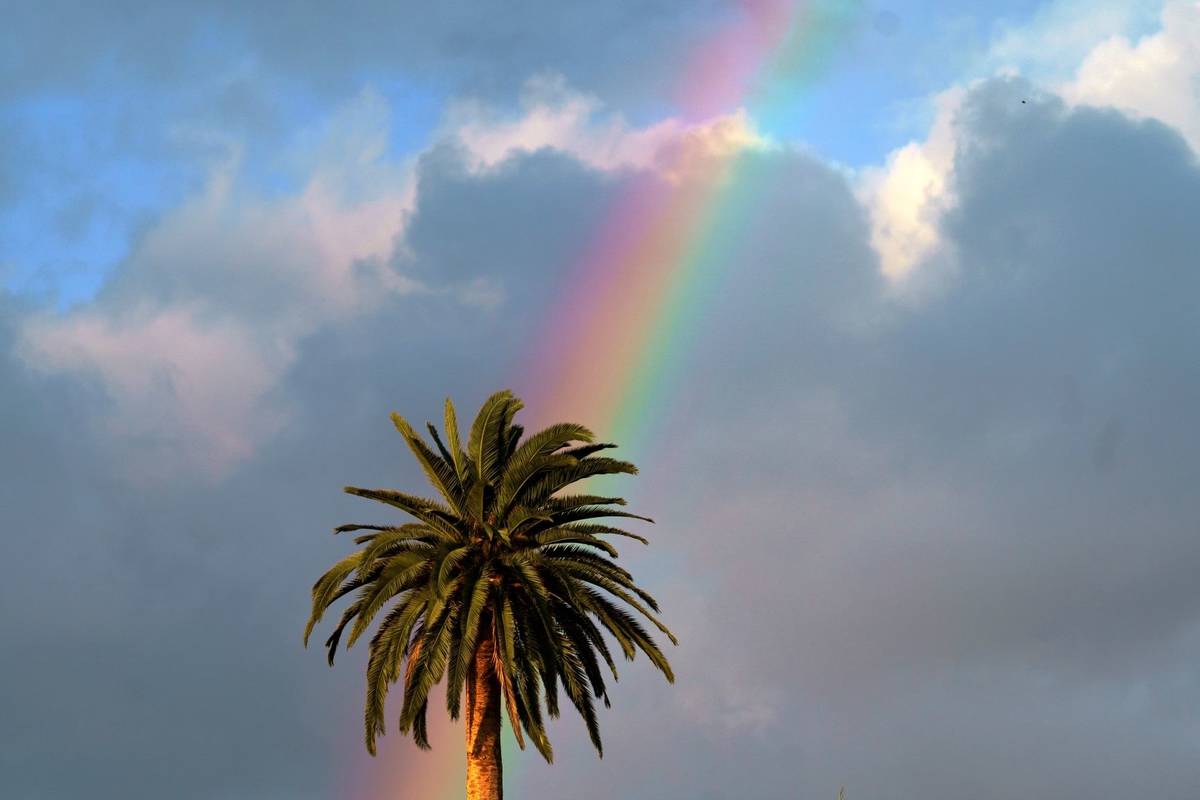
354,2,861,796
518,0,858,464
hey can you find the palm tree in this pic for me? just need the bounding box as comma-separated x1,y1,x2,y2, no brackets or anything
304,390,676,799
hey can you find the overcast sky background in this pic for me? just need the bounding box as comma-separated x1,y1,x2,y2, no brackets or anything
3,1,1200,798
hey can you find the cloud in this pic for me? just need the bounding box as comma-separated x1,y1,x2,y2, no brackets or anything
601,74,1200,798
19,302,293,479
857,85,965,280
447,74,764,174
1060,0,1200,152
0,1,720,109
985,0,1161,77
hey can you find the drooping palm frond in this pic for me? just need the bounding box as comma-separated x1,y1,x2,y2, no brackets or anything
305,390,675,759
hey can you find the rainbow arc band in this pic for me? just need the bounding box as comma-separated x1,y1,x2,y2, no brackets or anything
348,2,861,796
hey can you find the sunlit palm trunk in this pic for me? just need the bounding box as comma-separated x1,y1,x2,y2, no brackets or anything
465,633,503,800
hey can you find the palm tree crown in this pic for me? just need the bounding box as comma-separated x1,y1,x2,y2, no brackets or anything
304,390,676,765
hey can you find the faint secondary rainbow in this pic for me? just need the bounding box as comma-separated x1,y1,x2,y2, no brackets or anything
358,1,860,797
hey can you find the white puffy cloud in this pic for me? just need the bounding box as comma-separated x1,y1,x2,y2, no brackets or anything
856,85,965,281
1060,0,1200,151
19,302,293,480
447,74,764,176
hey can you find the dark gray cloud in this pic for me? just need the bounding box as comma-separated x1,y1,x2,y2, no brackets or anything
0,0,728,109
400,143,616,289
642,77,1200,797
0,291,333,797
5,74,1200,799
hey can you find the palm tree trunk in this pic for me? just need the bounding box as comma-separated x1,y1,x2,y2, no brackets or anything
465,632,503,800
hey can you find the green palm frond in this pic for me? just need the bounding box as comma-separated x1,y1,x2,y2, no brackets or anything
391,413,465,513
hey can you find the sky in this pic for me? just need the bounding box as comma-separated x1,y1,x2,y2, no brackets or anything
3,1,1200,798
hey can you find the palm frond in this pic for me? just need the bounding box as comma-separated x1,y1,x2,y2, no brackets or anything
391,412,464,512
